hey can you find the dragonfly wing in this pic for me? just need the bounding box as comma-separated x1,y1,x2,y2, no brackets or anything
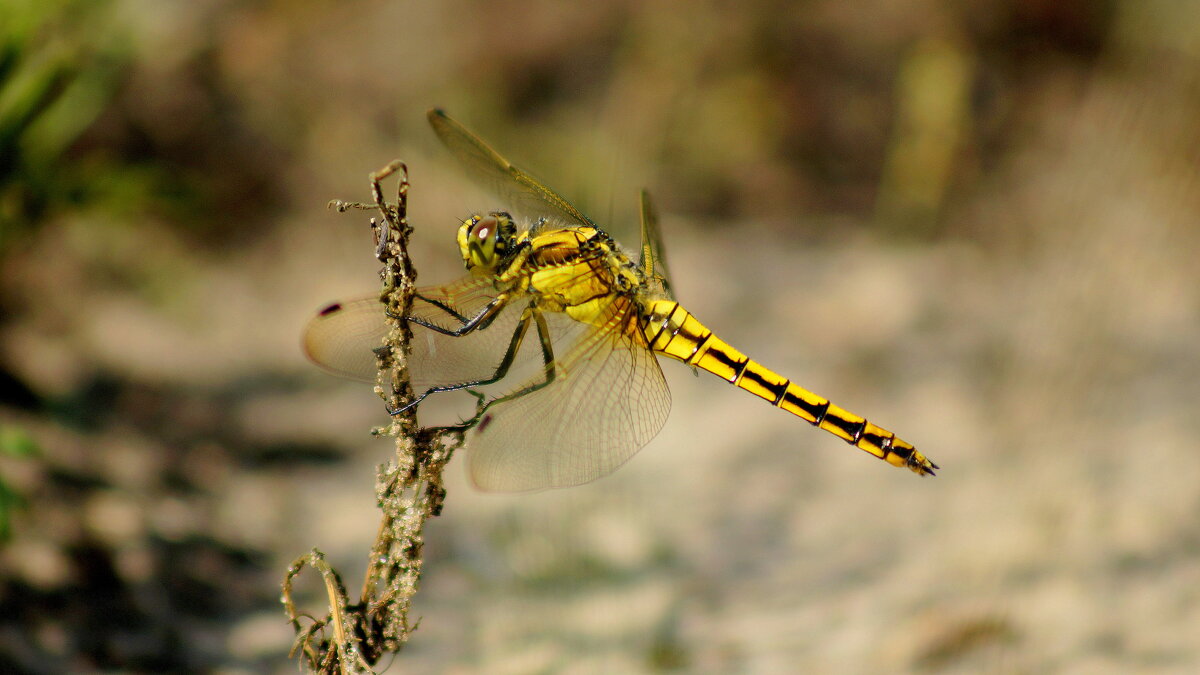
637,189,675,300
303,296,387,382
303,276,528,392
427,108,596,229
466,299,672,492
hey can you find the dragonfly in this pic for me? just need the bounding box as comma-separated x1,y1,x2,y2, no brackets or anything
304,108,938,491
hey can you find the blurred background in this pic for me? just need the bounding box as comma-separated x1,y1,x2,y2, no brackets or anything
2,0,1198,672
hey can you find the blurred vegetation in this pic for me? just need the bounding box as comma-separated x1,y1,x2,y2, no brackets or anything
0,0,293,264
0,0,133,251
0,424,39,542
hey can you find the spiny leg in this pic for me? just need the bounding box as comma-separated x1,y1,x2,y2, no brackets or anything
404,288,514,329
411,292,483,325
390,293,510,337
389,304,544,416
426,310,557,435
407,237,534,327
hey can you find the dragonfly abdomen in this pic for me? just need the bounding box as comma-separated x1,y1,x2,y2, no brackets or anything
641,299,937,476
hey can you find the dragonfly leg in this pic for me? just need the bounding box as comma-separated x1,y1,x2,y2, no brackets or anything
407,292,510,332
392,294,509,337
412,292,472,323
388,304,542,416
435,310,557,432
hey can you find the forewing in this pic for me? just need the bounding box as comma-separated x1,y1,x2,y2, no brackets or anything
303,297,386,382
466,300,672,492
427,108,596,229
303,276,526,392
638,189,675,300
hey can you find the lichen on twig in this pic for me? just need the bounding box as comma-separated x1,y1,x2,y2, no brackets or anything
283,161,464,673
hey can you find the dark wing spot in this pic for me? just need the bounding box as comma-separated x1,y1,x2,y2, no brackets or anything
318,302,343,316
477,413,494,433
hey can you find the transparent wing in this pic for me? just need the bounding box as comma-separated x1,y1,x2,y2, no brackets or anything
466,298,672,492
427,108,596,229
303,276,529,392
303,298,384,382
637,189,675,300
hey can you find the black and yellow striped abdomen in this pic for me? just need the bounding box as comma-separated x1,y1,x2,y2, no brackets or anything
641,299,937,476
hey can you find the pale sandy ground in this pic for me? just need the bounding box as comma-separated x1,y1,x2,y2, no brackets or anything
2,2,1198,673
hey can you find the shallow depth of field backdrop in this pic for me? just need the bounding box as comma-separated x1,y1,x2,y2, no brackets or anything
2,1,1198,672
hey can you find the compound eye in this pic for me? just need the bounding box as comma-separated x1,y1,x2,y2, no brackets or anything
472,215,498,246
465,214,500,267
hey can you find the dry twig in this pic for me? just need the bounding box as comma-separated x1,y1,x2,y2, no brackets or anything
283,162,464,673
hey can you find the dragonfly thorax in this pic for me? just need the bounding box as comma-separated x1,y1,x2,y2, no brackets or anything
457,212,519,274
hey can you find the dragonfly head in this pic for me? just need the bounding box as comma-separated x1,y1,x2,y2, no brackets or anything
458,212,518,274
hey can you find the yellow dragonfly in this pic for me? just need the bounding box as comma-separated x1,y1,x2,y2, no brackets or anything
304,109,937,491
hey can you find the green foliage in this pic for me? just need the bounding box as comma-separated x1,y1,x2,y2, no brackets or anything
0,423,40,542
0,0,133,252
